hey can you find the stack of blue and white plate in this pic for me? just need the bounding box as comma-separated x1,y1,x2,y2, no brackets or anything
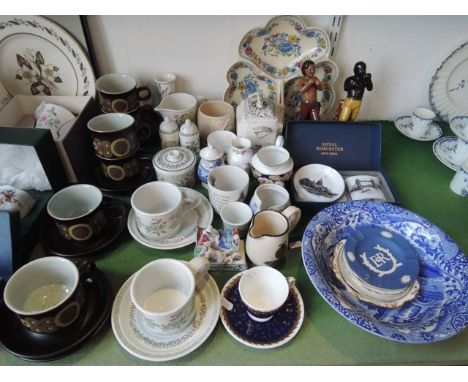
332,226,420,308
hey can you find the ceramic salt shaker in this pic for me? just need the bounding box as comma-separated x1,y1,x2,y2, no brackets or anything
179,119,200,155
159,116,179,148
197,145,224,188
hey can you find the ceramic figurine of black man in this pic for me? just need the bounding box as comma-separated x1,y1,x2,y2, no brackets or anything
337,61,373,121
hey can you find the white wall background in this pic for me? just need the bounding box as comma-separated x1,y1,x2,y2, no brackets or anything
87,15,468,120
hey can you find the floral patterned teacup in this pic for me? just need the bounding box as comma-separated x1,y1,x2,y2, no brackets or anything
131,181,199,241
34,101,75,139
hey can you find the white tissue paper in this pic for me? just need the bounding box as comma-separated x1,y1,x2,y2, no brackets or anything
0,144,52,191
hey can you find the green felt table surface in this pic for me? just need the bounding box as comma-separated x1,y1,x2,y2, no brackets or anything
0,121,467,365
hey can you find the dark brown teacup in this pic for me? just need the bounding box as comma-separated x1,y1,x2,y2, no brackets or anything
129,105,163,142
3,257,87,334
99,152,141,182
88,113,140,159
96,73,151,113
47,184,107,242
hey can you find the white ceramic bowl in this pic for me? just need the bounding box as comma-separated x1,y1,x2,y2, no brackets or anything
293,164,345,203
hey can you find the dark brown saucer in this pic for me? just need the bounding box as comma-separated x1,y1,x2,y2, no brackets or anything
88,156,156,194
0,265,112,362
40,196,128,258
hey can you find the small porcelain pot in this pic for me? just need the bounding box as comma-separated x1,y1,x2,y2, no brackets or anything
227,137,253,171
154,93,197,127
152,147,196,187
153,72,176,98
197,100,235,141
251,145,294,187
197,145,225,188
249,183,291,214
245,206,301,267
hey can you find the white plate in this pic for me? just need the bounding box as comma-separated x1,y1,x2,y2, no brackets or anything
111,271,220,362
293,164,345,202
127,188,213,250
429,41,468,121
0,16,95,96
433,136,461,171
219,272,304,349
394,116,442,141
239,15,330,79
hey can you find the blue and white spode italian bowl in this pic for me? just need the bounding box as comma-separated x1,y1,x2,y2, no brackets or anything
302,200,468,343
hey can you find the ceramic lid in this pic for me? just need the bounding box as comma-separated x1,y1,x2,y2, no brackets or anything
200,146,224,161
153,147,195,172
243,93,278,121
343,226,420,290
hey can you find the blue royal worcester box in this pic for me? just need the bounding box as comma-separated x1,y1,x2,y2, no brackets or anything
283,121,400,215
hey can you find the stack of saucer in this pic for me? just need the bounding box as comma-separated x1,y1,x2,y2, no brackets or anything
332,226,420,308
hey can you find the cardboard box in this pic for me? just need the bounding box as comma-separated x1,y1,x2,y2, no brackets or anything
0,95,99,183
284,121,399,215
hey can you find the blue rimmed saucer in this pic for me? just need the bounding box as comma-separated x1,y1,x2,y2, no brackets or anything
394,116,442,142
219,272,304,349
343,226,420,291
433,136,461,171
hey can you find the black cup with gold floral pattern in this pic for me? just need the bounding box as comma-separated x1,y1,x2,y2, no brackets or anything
3,257,89,334
88,113,140,159
99,152,141,182
96,73,151,113
47,184,107,242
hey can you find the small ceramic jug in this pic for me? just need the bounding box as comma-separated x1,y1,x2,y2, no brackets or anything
245,206,301,267
227,137,253,172
159,116,179,148
197,145,225,188
179,119,200,155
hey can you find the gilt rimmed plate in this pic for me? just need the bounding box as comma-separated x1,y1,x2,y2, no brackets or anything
111,271,220,362
239,15,330,79
429,41,468,121
302,200,468,343
0,16,95,96
284,60,338,120
224,61,278,107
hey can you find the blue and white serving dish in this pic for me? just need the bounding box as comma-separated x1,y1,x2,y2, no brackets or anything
433,136,462,171
394,116,442,142
302,200,468,343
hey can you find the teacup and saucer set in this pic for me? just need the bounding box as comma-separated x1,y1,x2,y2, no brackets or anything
40,184,128,258
433,115,468,171
0,257,112,361
127,182,213,250
111,258,220,361
220,266,304,349
394,107,442,141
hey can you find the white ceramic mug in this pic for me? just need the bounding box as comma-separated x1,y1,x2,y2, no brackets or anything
197,100,235,141
450,160,468,196
345,175,387,201
411,107,435,137
220,201,253,238
130,257,209,336
34,101,75,139
153,72,176,98
249,183,291,214
131,181,198,240
207,165,250,214
237,266,295,322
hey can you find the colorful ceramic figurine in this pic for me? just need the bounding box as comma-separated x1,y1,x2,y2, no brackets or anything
298,60,328,120
338,61,373,121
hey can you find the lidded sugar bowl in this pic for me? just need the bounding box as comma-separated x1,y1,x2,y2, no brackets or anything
152,146,196,187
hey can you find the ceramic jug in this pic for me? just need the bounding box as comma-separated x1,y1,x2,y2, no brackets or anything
227,137,253,171
154,93,197,127
245,206,301,267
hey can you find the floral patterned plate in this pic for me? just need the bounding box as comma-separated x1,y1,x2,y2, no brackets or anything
127,188,213,250
433,136,461,171
0,16,95,96
111,270,220,362
302,200,468,343
429,41,468,122
239,15,330,79
224,61,278,107
284,60,338,120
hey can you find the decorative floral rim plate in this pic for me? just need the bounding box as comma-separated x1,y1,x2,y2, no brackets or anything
284,60,338,120
394,116,442,142
239,15,330,79
433,136,462,171
302,200,468,343
111,271,220,362
429,41,468,121
0,16,95,96
219,272,304,349
127,188,213,250
224,61,278,107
